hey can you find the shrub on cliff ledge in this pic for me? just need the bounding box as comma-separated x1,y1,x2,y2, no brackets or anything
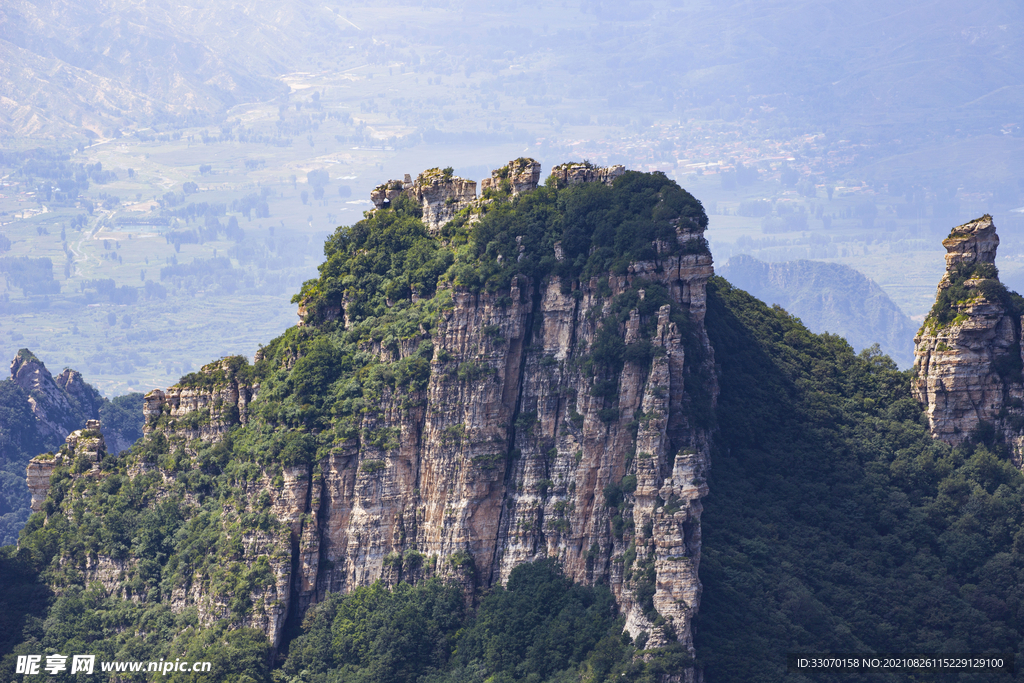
926,261,1024,328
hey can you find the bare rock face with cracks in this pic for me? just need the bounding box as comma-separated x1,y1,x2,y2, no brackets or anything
914,215,1024,461
28,159,716,679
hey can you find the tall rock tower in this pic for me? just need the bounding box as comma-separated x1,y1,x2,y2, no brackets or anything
914,215,1024,456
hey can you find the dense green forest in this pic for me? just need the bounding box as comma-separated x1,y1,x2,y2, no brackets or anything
695,279,1024,682
282,560,685,683
2,170,1024,681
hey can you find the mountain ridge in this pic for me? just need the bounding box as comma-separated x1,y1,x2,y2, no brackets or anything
718,255,918,368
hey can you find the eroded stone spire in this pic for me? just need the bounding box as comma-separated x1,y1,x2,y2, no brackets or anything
913,215,1024,454
940,214,999,283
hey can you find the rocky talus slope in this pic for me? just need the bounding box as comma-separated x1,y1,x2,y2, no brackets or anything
914,215,1024,458
27,161,714,678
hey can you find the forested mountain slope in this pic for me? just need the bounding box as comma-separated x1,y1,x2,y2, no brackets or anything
696,278,1023,681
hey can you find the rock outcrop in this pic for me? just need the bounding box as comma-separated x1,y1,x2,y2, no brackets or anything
480,157,542,196
369,159,624,234
143,358,259,439
550,161,626,186
26,419,108,512
914,215,1024,457
25,457,57,514
371,168,477,231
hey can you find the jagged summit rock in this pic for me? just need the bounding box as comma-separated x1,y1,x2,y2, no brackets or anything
10,348,105,446
6,349,141,457
479,157,542,196
368,159,628,234
549,161,625,186
913,215,1024,455
941,214,999,278
370,167,478,231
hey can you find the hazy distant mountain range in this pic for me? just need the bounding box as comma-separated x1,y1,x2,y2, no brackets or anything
3,0,1023,166
718,255,919,368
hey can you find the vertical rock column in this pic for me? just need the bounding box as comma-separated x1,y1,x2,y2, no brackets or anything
913,215,1024,455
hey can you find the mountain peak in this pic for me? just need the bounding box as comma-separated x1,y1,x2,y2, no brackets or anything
941,214,998,277
8,349,106,448
10,348,45,378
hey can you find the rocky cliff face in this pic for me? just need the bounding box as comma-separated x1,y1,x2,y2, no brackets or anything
29,163,715,679
26,419,107,512
914,215,1024,457
10,349,105,448
143,358,260,440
